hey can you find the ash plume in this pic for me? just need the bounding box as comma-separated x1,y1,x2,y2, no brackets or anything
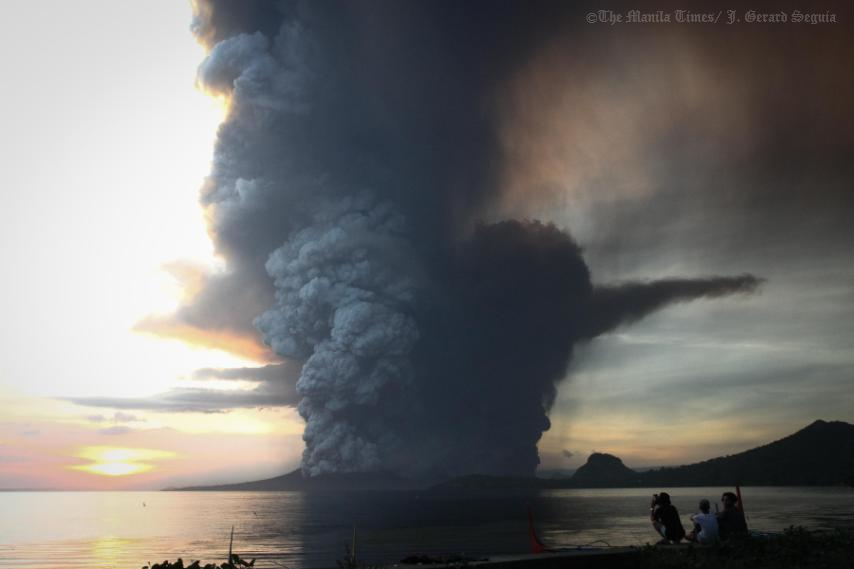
586,276,763,338
255,195,421,475
176,1,764,479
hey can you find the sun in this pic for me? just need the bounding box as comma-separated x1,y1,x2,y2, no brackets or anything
70,446,176,477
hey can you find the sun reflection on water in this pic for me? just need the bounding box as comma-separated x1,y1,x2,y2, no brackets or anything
91,536,134,568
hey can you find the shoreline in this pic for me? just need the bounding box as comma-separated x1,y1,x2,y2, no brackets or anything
140,529,854,569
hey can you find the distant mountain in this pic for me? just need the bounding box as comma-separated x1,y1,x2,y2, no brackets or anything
430,420,854,490
570,453,643,487
171,420,854,491
170,469,414,491
640,420,854,487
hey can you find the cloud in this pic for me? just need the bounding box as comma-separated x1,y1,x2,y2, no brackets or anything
69,384,299,414
586,276,763,337
132,260,278,362
139,1,771,479
69,363,301,413
191,0,287,49
192,361,301,383
98,426,133,436
113,412,142,423
86,411,144,424
134,312,276,362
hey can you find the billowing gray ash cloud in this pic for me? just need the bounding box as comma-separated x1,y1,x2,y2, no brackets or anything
184,1,761,479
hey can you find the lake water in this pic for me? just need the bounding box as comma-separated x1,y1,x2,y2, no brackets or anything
2,487,853,568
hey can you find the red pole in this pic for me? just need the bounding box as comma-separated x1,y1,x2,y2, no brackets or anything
527,505,547,554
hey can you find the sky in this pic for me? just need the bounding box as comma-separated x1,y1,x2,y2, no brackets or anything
0,1,304,489
0,0,852,489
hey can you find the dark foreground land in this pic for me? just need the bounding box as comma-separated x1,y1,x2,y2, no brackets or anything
144,528,854,569
636,528,854,569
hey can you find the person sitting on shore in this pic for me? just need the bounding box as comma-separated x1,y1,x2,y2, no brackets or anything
717,491,748,541
686,499,719,545
650,492,685,544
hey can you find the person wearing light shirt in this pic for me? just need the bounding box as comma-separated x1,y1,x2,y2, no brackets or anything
686,499,719,545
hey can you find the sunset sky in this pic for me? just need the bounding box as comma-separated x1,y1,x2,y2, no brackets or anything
1,1,852,489
0,1,304,489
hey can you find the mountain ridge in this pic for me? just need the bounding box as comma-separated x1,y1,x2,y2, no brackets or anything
640,419,854,486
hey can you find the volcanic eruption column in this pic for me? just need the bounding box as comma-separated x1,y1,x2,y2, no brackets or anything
188,1,761,479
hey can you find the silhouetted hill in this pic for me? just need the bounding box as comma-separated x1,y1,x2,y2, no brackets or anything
170,469,414,491
640,420,854,486
570,453,643,487
430,420,854,490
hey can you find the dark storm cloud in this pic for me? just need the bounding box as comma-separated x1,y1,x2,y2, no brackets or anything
144,1,770,478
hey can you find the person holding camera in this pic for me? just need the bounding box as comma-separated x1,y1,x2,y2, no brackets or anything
649,492,685,544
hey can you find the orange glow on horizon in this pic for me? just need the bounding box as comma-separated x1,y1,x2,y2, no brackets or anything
69,446,176,477
78,462,152,476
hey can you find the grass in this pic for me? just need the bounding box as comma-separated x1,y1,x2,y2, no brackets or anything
144,553,256,569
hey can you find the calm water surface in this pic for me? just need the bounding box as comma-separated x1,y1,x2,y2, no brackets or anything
2,487,853,569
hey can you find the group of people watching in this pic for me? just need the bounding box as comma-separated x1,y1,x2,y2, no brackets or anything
649,491,748,545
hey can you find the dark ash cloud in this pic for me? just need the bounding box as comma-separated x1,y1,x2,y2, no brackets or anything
144,1,771,479
399,220,759,478
587,276,762,338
